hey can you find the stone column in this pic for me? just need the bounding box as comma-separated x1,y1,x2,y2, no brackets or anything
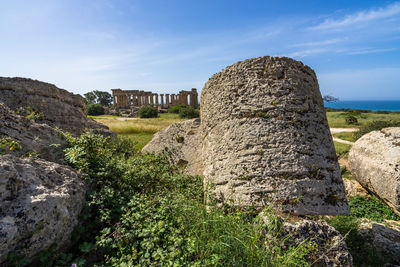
190,88,198,108
150,94,154,105
155,94,159,106
172,94,176,106
166,94,170,108
160,94,164,106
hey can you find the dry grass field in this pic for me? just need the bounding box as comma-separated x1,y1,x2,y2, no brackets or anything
91,113,185,150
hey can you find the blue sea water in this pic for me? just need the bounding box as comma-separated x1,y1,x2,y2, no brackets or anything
324,100,400,112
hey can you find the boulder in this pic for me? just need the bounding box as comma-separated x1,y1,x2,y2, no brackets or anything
0,77,114,137
0,102,66,163
201,56,348,215
261,214,353,266
343,178,369,199
358,219,400,265
142,118,202,175
0,154,86,265
348,127,400,215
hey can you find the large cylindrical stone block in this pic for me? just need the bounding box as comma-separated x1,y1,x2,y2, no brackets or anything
201,56,349,215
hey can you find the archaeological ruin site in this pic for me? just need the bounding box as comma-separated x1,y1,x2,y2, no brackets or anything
111,88,199,108
2,55,400,266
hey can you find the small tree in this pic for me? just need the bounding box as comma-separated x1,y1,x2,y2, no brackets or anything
179,107,200,119
84,90,112,106
345,115,358,125
87,104,105,116
138,106,158,118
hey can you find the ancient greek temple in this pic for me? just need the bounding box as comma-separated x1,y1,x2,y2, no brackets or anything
111,88,198,109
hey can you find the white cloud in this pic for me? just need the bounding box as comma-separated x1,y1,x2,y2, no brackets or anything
310,2,400,30
347,47,397,55
290,38,345,48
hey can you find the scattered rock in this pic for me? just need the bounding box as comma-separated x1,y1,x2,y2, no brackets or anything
0,102,66,163
0,154,86,265
201,56,348,215
142,118,202,175
358,219,400,265
261,214,353,266
343,178,369,199
0,77,114,137
349,127,400,215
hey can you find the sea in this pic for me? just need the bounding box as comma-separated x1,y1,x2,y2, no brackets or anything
324,100,400,112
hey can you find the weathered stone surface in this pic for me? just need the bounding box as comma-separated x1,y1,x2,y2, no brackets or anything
201,56,348,215
261,214,353,266
348,127,400,215
142,118,202,175
0,77,114,137
0,154,85,264
343,178,368,199
0,102,66,163
358,219,400,265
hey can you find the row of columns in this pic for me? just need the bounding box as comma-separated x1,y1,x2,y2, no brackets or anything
111,88,198,109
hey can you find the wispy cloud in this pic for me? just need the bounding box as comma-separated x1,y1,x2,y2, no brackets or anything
347,47,397,55
290,38,345,48
310,2,400,30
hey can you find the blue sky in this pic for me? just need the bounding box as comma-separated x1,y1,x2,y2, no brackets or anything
1,0,400,100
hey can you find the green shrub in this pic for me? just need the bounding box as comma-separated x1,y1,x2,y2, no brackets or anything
33,131,317,266
86,103,105,116
345,115,358,124
138,106,158,118
326,195,399,266
168,105,185,114
179,106,200,119
354,120,400,140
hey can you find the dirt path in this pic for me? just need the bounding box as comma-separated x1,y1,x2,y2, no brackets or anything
330,128,358,145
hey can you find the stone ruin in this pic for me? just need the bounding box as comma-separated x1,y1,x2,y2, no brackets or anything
0,77,114,137
144,56,349,216
112,88,199,109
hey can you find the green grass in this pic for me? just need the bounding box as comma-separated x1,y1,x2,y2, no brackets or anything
334,141,351,157
326,195,400,266
91,113,185,149
332,132,356,142
326,111,400,128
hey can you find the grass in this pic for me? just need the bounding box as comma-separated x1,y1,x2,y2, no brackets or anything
326,111,400,128
92,113,185,150
326,195,400,266
333,141,351,157
332,132,356,142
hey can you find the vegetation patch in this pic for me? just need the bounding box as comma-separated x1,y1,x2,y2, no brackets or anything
138,106,158,118
326,195,400,266
19,131,320,266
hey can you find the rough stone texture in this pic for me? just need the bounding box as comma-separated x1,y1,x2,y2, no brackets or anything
0,77,114,137
201,56,348,215
261,214,353,266
0,102,66,163
358,219,400,265
343,178,369,199
348,127,400,215
0,154,86,264
142,118,202,175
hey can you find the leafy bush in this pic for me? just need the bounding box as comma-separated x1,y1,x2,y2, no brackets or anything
27,131,317,266
326,195,399,266
345,115,358,124
138,106,158,118
179,106,200,119
86,103,105,116
168,105,185,114
354,120,400,140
